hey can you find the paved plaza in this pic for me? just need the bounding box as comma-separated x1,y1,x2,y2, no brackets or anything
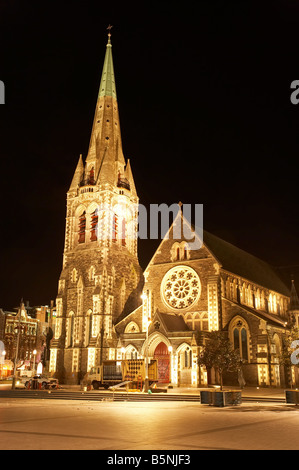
1,397,299,450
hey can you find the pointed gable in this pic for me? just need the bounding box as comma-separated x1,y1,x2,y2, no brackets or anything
145,207,214,270
144,205,289,299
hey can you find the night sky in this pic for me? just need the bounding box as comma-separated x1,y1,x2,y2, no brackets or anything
1,1,299,311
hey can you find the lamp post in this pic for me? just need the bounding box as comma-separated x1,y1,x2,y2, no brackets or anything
12,308,24,390
32,349,37,376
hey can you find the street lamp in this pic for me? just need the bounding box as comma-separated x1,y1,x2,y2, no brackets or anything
32,349,37,376
12,309,25,390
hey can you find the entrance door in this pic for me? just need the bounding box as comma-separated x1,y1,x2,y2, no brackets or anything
154,342,170,383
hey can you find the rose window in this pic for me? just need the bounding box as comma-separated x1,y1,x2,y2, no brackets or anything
162,266,201,309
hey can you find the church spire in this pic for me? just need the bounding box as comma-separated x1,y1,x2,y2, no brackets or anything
85,27,125,184
98,25,117,100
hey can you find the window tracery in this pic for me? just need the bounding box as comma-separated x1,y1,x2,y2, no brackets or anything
71,268,78,283
124,322,140,333
185,312,209,330
230,317,249,361
171,242,190,262
162,266,201,310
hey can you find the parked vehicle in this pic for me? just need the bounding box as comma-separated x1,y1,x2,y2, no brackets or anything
25,375,59,389
84,359,157,390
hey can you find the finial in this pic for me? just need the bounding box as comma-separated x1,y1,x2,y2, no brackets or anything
107,24,113,43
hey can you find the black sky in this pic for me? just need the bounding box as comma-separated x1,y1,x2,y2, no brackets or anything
1,0,299,310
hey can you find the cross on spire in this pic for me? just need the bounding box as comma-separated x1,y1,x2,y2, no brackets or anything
107,24,113,41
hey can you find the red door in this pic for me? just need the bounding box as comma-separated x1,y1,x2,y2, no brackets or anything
154,342,170,383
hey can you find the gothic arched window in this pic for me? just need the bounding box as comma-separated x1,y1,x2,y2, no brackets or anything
66,312,75,348
85,310,93,346
78,211,86,244
184,349,192,368
185,312,208,331
89,266,95,282
71,268,78,283
231,318,249,361
89,167,95,185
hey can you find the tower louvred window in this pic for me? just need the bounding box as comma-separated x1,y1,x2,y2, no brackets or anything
78,211,86,243
90,209,98,241
89,167,95,185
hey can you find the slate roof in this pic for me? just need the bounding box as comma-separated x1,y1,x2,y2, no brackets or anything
203,230,290,297
159,312,190,331
228,299,288,328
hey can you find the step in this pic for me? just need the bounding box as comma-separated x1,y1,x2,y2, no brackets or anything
0,390,285,403
0,390,201,402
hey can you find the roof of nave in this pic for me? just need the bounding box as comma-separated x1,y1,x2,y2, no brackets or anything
225,298,288,328
203,230,290,297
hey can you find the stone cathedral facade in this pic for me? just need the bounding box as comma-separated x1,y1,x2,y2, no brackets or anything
50,33,298,388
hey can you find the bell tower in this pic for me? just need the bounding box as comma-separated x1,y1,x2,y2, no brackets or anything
50,29,143,383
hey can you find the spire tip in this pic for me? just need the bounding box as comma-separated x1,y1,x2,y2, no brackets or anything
107,24,113,44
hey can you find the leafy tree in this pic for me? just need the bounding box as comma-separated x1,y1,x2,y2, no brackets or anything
198,330,241,390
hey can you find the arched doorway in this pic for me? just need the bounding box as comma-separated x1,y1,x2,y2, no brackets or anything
154,342,170,383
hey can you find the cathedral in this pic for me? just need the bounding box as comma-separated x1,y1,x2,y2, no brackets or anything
49,32,298,388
